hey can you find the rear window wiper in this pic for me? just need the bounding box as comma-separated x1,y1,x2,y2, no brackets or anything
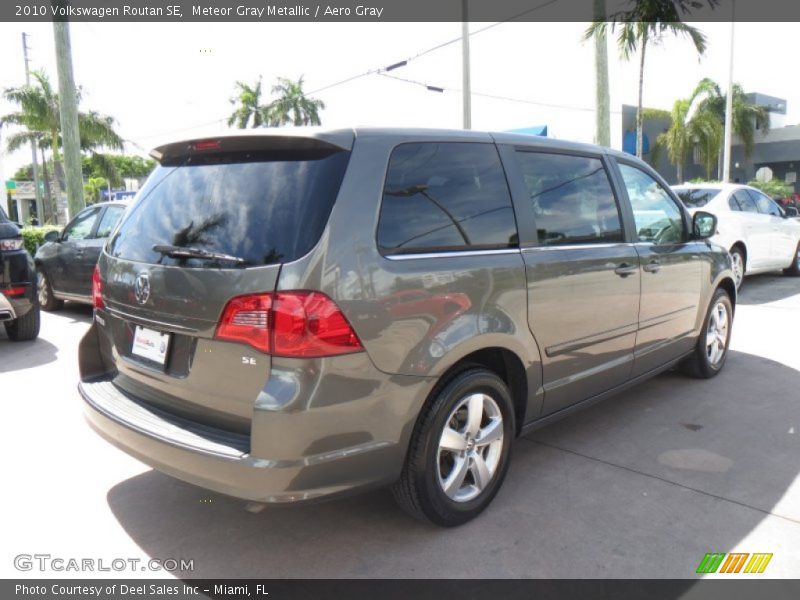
152,245,249,265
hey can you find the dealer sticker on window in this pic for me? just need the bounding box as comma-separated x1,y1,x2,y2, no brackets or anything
131,325,170,365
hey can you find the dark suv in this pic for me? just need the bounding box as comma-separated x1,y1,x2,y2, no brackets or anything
0,206,39,341
79,129,735,526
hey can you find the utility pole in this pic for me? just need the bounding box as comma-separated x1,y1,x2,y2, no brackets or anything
721,4,735,182
53,17,84,220
593,0,610,147
22,33,44,223
461,0,471,130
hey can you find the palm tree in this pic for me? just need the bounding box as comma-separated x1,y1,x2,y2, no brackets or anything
586,2,711,159
2,70,124,223
227,77,268,128
266,77,324,127
691,78,770,165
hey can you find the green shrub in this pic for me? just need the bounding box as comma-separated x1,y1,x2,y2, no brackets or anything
748,179,792,199
21,225,60,257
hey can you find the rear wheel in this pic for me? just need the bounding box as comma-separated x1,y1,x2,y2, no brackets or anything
783,241,800,277
5,303,40,341
730,246,745,290
37,269,63,311
681,287,732,379
392,368,514,527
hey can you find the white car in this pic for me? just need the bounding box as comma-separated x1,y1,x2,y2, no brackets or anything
672,183,800,288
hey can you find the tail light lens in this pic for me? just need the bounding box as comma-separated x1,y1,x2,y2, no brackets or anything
215,291,363,358
215,293,272,353
92,265,105,309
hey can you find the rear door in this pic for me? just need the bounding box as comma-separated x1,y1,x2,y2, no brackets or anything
749,189,797,266
732,189,771,268
71,205,127,297
503,147,640,415
99,135,352,430
614,161,702,376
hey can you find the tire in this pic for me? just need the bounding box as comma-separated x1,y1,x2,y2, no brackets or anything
391,367,515,527
5,303,40,342
681,287,733,379
729,246,745,290
37,269,63,312
783,241,800,277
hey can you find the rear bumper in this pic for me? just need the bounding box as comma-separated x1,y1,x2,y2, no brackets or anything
1,249,36,319
79,342,436,503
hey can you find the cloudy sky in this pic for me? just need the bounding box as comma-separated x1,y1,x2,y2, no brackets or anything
0,20,797,179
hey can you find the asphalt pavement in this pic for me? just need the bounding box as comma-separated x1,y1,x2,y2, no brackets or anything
1,273,798,579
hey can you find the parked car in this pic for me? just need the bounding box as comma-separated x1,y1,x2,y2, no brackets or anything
0,206,39,340
79,129,736,526
35,200,129,310
672,183,800,289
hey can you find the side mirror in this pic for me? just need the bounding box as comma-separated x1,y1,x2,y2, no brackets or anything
692,211,717,240
784,206,799,218
43,230,60,243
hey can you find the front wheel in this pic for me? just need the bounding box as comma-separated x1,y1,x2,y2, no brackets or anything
783,241,800,277
392,368,515,527
681,288,733,379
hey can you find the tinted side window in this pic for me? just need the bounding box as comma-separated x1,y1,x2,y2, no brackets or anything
377,143,517,255
674,188,721,208
728,195,742,211
63,207,101,241
514,151,623,246
748,189,782,216
619,164,685,244
733,190,758,213
94,206,126,239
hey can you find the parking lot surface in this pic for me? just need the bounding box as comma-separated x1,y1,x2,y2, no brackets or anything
1,274,799,578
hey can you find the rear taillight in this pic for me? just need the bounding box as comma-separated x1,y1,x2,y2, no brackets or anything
92,265,105,309
215,293,272,353
2,286,26,297
215,291,363,358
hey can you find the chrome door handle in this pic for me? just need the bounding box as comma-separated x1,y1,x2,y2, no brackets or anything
643,261,661,273
614,263,639,277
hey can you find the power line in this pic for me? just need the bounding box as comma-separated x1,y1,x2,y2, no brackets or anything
378,72,623,115
307,0,563,96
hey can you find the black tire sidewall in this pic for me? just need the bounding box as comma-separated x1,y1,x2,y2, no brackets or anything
414,369,515,526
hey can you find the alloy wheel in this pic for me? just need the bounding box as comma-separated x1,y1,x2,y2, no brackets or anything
437,392,504,503
37,272,48,306
706,301,730,366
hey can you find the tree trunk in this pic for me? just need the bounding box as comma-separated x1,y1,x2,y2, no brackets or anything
39,146,54,225
636,35,648,159
593,0,610,147
677,161,684,184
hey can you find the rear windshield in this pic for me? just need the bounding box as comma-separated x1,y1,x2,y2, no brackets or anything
108,149,350,267
673,188,721,208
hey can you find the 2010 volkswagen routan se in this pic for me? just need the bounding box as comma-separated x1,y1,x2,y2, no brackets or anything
79,129,736,526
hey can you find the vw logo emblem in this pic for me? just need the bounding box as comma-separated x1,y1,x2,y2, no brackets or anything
134,273,151,305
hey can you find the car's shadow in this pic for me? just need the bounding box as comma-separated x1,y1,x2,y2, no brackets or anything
52,302,94,324
106,350,799,579
737,273,800,306
0,332,59,373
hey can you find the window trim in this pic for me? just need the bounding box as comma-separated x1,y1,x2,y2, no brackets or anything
612,157,691,245
376,141,520,258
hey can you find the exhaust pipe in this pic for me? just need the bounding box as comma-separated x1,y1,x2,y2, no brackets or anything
0,310,13,322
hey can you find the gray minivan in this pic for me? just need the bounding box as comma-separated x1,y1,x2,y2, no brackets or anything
79,129,735,526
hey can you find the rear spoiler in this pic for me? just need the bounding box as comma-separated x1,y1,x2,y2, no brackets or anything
150,129,355,165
